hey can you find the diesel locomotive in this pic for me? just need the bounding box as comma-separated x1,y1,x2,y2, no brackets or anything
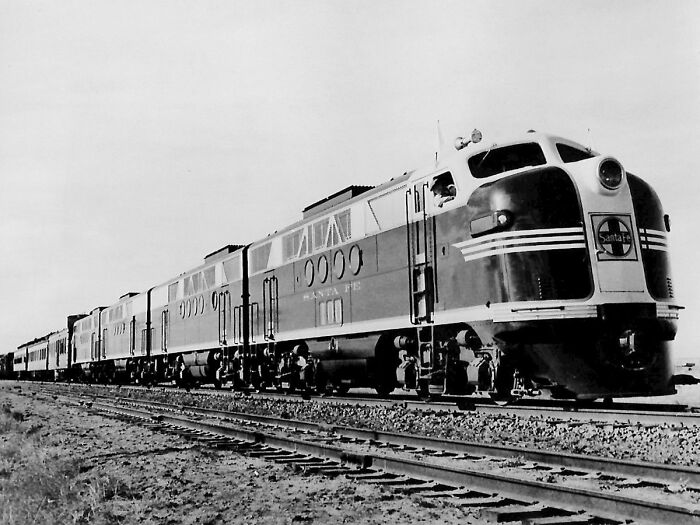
8,130,683,403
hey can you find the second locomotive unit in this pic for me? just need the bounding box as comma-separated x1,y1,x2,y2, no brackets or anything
19,130,683,403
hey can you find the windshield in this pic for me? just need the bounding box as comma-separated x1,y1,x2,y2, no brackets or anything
468,142,546,178
556,143,596,163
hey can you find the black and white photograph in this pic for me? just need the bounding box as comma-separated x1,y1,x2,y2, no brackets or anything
1,1,698,524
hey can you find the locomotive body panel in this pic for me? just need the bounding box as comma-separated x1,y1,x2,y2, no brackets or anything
48,328,69,371
627,174,675,300
72,308,104,366
102,295,139,361
157,252,243,356
25,337,49,374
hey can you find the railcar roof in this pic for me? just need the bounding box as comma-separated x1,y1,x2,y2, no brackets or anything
18,333,52,349
464,131,593,158
250,171,413,245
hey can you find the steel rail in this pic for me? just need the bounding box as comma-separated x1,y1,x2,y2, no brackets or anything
20,380,700,426
85,394,700,487
247,389,700,427
88,399,700,525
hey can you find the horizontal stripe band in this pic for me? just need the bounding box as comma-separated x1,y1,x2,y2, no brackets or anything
454,227,584,250
462,242,587,262
640,239,667,246
459,234,585,256
639,228,667,238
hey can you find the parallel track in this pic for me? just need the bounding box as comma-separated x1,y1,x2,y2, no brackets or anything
32,385,700,525
21,379,700,428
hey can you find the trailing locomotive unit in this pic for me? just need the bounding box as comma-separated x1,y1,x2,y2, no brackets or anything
219,130,681,401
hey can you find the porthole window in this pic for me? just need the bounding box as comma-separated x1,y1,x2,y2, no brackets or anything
318,255,329,283
349,245,362,275
212,291,219,310
198,295,205,314
304,259,315,286
333,250,345,279
179,302,185,318
186,299,192,318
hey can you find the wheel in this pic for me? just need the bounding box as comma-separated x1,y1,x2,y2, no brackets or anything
416,380,431,401
489,392,514,406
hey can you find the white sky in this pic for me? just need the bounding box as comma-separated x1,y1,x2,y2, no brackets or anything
1,0,699,358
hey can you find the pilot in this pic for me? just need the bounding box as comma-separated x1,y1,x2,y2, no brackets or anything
431,177,457,207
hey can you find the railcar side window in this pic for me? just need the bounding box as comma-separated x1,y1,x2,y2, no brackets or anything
556,143,595,163
192,273,202,293
250,243,272,273
184,276,193,296
313,221,328,251
367,187,404,231
223,255,242,282
468,142,546,178
335,210,351,241
430,172,457,208
283,230,302,260
168,282,179,302
203,266,215,289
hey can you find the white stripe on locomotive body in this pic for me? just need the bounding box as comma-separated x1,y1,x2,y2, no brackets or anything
642,244,668,252
155,340,222,356
461,242,588,262
454,226,584,249
453,227,586,262
638,227,668,251
266,297,678,343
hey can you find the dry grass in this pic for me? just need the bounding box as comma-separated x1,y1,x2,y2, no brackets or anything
0,401,138,525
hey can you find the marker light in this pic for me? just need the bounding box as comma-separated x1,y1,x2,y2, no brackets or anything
455,129,483,151
598,159,624,190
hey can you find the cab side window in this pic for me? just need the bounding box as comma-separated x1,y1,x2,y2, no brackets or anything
430,172,456,208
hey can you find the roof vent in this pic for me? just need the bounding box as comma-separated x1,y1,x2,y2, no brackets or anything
302,185,374,219
204,244,245,263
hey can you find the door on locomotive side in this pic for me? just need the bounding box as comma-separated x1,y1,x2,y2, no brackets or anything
215,249,246,385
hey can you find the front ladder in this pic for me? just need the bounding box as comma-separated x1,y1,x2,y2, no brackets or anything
405,183,443,394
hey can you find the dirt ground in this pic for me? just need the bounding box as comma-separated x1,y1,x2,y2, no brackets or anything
0,387,481,525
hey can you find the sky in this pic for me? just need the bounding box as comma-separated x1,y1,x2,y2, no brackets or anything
1,0,699,358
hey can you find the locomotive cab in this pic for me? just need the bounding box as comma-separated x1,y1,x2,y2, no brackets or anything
410,131,680,401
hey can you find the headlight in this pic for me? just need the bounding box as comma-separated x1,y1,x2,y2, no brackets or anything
598,158,624,190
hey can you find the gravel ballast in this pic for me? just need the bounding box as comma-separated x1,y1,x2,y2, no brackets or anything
0,387,481,525
80,384,700,467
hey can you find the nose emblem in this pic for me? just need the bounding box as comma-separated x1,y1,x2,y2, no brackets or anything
597,217,632,257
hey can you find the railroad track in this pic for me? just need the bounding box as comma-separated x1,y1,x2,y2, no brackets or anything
36,385,700,525
20,379,700,428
